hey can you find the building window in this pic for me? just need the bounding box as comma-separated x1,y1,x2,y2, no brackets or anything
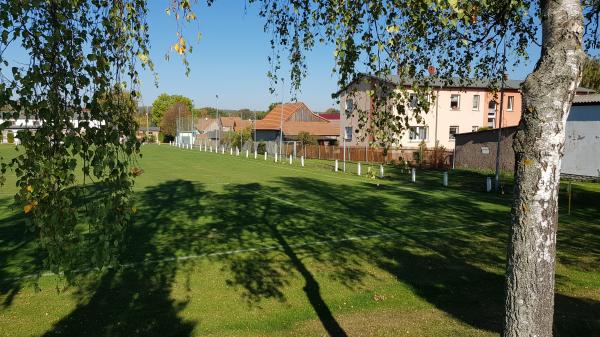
472,126,479,132
344,126,353,140
409,93,418,108
507,96,514,111
472,95,480,110
449,126,459,140
488,118,495,128
450,94,460,110
345,99,354,114
409,126,428,141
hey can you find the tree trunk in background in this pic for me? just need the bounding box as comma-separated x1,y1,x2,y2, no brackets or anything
504,0,585,336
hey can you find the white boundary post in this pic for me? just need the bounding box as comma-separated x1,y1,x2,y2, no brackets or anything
264,152,267,160
379,164,384,178
443,172,448,187
254,150,257,159
301,156,304,167
486,177,492,192
222,146,225,154
230,148,233,155
411,168,416,183
335,160,339,172
289,154,292,165
246,149,249,158
357,162,361,176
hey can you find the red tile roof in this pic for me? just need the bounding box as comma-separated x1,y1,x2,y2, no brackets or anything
254,102,339,137
319,113,340,120
235,119,253,131
220,116,242,128
283,121,340,137
255,102,307,130
196,118,216,131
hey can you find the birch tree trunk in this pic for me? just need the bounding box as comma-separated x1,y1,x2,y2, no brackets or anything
504,0,585,336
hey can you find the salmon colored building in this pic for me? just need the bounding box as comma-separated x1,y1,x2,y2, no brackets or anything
337,74,594,150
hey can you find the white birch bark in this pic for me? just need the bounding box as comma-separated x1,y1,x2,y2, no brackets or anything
504,0,585,336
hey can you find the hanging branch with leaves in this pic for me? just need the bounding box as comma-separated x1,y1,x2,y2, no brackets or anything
0,0,152,281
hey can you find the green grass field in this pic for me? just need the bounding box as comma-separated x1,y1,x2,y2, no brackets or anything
0,144,598,337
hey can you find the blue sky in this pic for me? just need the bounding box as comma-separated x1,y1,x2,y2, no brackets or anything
140,2,541,112
140,1,341,112
0,1,541,112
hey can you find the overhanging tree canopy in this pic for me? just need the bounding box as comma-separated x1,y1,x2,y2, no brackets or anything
1,1,599,336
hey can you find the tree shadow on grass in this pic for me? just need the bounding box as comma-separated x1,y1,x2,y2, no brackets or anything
195,183,361,336
42,180,205,337
0,197,44,309
271,177,600,336
3,174,598,336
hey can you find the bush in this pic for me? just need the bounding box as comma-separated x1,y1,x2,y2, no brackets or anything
7,132,14,144
413,141,427,167
432,144,448,169
257,142,266,154
159,132,172,143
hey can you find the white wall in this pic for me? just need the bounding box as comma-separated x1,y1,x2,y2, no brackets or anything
562,104,600,177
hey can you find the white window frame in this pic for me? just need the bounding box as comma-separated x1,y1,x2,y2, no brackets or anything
345,99,354,114
472,95,480,111
507,96,514,111
409,126,428,142
409,93,418,108
344,126,353,140
449,126,459,140
450,94,460,110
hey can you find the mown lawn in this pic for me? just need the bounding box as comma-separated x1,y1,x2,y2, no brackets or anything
0,144,598,337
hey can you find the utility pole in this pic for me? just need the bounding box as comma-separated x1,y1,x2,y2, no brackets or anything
494,39,507,192
191,106,194,146
145,105,149,143
343,133,346,172
216,94,220,149
239,110,243,150
177,104,181,144
279,78,284,158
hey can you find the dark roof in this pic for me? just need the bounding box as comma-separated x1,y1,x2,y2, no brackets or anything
381,74,523,90
455,126,518,138
573,93,600,104
335,73,594,96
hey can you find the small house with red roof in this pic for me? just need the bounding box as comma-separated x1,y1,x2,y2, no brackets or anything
255,102,339,145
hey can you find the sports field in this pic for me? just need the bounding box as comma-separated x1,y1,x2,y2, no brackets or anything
0,144,598,336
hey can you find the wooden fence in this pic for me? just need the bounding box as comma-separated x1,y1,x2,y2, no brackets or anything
282,144,454,169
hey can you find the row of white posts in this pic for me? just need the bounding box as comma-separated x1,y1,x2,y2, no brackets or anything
168,140,308,167
168,141,489,189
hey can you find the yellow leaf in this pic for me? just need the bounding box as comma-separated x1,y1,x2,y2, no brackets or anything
137,53,149,64
26,185,33,193
24,204,33,214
